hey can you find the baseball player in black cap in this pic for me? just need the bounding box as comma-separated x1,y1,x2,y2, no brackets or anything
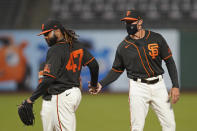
21,19,99,131
95,10,180,131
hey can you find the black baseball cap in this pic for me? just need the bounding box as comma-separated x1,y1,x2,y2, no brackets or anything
37,19,63,36
120,10,142,21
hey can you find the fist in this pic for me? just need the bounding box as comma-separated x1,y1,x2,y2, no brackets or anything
88,82,102,95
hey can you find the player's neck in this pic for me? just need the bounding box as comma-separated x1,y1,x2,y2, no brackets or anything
130,29,145,40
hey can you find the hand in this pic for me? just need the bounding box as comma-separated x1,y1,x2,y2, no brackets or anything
169,87,180,104
26,98,33,104
18,98,34,126
88,82,102,95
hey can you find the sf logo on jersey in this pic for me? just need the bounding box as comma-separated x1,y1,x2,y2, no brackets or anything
148,43,158,59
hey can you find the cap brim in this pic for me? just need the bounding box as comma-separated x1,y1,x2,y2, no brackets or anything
120,17,138,21
37,29,54,36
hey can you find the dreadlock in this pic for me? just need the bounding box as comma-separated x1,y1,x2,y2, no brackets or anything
61,27,79,69
61,27,78,49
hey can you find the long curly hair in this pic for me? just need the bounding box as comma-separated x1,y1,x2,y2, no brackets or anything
61,27,78,49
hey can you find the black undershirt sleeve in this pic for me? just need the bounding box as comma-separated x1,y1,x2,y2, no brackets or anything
99,70,122,87
86,59,99,87
83,48,99,87
159,35,179,88
164,57,179,88
99,47,125,87
30,76,55,102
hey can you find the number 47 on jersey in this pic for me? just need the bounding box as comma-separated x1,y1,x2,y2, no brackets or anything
66,49,83,72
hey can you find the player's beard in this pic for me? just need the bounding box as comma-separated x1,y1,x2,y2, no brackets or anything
126,23,138,35
46,33,58,47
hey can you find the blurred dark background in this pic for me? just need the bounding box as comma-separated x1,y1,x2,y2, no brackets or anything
1,0,197,30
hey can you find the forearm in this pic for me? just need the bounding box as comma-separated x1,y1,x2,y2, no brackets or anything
165,57,179,88
99,69,122,87
87,59,99,87
30,76,55,102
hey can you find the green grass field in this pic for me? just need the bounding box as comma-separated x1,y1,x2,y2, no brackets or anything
0,93,197,131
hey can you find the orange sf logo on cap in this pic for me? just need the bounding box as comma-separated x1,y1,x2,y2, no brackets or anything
126,11,131,16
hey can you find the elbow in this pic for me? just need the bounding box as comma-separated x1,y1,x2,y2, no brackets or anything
89,59,99,72
164,57,174,65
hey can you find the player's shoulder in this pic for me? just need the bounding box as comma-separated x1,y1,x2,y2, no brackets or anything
72,40,89,52
113,37,127,54
118,36,129,49
49,44,62,50
47,44,67,55
72,40,84,48
148,30,164,39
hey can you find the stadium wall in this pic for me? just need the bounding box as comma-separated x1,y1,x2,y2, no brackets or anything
0,29,195,92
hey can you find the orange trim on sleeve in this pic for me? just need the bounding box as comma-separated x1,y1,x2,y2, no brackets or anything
112,68,124,73
84,57,95,66
143,47,154,76
163,54,172,60
146,30,150,40
43,73,56,78
125,39,150,77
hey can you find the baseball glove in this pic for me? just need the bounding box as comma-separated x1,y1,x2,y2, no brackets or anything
17,100,35,126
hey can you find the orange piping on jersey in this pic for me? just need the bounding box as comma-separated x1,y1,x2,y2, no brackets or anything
124,39,150,77
57,95,63,131
125,44,131,48
143,47,154,76
112,68,124,73
146,30,150,40
43,73,56,78
163,54,172,60
84,57,95,66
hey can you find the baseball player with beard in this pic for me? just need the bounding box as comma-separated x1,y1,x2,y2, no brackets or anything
23,19,99,131
95,10,180,131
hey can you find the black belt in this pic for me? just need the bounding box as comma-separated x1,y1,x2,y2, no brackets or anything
133,77,159,84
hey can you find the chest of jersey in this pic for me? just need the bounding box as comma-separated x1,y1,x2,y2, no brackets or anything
123,38,160,61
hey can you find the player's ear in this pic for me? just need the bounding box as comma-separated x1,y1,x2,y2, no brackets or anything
138,19,143,25
138,19,143,29
54,29,61,34
55,29,63,38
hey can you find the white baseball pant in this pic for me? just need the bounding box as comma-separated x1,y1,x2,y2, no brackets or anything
41,99,55,131
40,87,82,131
129,76,175,131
